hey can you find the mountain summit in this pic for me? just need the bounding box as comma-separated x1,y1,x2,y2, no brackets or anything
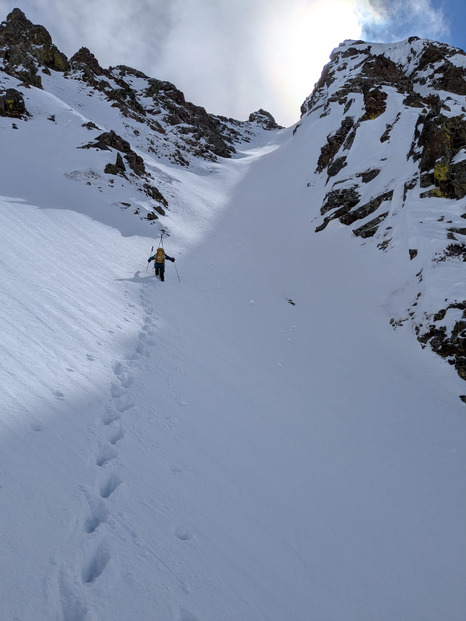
0,7,69,84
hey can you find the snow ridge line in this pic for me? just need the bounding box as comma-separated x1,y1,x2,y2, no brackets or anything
56,286,157,621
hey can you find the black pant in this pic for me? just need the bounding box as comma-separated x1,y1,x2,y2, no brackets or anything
155,264,165,281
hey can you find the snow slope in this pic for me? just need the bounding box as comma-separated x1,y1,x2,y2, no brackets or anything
1,43,466,621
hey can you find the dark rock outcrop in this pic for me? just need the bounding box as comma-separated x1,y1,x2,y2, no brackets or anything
0,87,27,117
417,301,466,380
414,114,466,199
339,190,393,226
361,86,387,120
82,130,146,176
353,212,389,238
315,186,361,231
70,47,104,77
316,117,354,173
84,130,132,153
0,8,69,87
357,168,381,183
104,152,126,176
143,184,168,208
248,109,282,130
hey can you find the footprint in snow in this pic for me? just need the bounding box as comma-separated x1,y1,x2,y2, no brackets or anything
102,406,121,426
110,382,127,399
53,390,65,400
108,426,124,445
96,443,118,467
135,340,147,356
82,488,110,534
82,543,111,584
113,361,133,388
114,395,134,414
99,471,122,499
59,569,90,619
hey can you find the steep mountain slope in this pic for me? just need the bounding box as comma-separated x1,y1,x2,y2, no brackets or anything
0,8,278,226
1,8,466,621
298,37,466,382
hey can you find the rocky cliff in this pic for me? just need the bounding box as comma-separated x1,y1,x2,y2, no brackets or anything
298,37,465,381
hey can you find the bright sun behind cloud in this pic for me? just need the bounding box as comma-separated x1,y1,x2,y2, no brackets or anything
8,0,451,128
261,0,364,123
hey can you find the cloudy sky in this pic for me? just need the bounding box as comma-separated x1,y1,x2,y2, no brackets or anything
1,0,465,126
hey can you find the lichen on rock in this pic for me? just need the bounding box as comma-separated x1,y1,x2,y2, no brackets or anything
0,88,28,118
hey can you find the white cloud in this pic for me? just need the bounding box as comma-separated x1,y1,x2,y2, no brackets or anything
0,0,452,126
356,0,450,42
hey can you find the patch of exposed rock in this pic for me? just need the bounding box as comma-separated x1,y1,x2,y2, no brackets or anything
248,109,282,130
81,129,146,176
316,116,355,174
70,47,104,77
417,301,466,381
0,87,27,117
413,113,466,199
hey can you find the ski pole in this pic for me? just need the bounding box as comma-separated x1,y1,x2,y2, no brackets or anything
174,261,181,283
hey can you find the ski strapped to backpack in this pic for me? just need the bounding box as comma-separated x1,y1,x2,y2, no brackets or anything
146,229,180,282
146,245,154,271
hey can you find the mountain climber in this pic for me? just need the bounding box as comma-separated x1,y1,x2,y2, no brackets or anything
148,247,175,282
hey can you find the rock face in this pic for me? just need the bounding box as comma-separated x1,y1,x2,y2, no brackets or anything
70,47,104,77
299,37,466,382
0,8,69,87
417,302,466,380
416,113,466,199
248,109,282,130
104,65,247,163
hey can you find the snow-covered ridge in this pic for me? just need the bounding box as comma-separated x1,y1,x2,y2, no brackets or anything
297,37,466,382
0,8,279,166
0,8,279,224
